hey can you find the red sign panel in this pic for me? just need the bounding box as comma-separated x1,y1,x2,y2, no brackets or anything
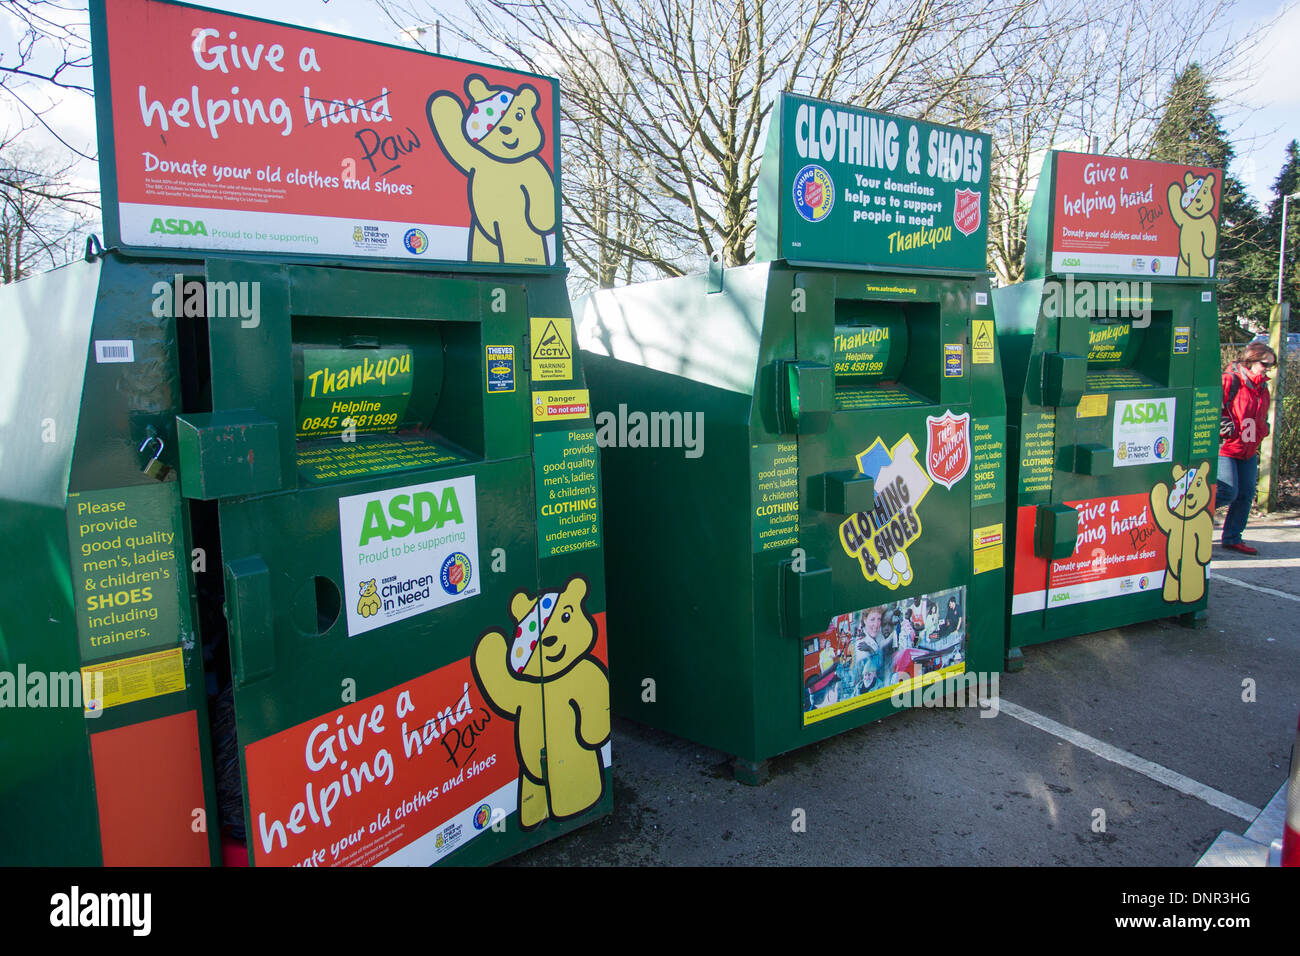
95,0,560,266
1010,493,1167,614
1050,152,1221,277
244,606,608,867
244,658,519,867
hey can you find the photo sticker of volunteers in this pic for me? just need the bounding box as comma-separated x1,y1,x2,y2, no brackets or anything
1216,341,1275,555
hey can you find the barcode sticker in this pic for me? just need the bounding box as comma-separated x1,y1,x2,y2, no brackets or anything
1201,291,1212,302
975,292,988,305
94,340,135,364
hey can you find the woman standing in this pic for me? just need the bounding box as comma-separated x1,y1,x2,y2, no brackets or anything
1217,342,1276,554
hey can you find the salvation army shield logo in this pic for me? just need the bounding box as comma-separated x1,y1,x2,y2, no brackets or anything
925,411,971,490
953,188,982,237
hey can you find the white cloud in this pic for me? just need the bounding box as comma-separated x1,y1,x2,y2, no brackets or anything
1236,1,1300,109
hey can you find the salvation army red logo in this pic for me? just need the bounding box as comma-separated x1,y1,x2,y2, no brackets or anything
953,188,981,237
925,411,971,490
805,180,824,209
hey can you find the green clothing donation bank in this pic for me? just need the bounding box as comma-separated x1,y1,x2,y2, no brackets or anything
577,93,1006,781
0,0,609,866
995,151,1223,661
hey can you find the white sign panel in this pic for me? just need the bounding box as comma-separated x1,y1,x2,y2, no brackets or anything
1112,397,1175,468
338,475,479,636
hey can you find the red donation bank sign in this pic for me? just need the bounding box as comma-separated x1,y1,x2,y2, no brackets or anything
245,656,520,867
94,0,561,266
1011,493,1166,614
1050,152,1221,278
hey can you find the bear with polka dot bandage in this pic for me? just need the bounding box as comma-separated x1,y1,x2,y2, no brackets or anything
427,74,557,266
471,576,610,829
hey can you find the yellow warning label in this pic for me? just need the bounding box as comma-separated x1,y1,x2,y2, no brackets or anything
532,389,591,422
972,320,995,364
1076,393,1109,419
530,316,573,381
972,522,1004,575
82,646,186,712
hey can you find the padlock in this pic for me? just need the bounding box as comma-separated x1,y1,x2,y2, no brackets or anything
139,435,170,481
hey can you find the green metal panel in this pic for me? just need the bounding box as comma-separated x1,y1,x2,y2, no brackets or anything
176,412,282,500
187,260,608,865
579,257,1007,769
999,201,1222,649
757,93,991,274
0,262,106,864
1,256,223,866
2,251,609,866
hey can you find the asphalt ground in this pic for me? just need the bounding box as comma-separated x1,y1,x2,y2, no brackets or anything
511,512,1300,866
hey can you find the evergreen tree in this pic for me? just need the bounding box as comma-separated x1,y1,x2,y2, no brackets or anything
1149,64,1271,340
1263,140,1300,324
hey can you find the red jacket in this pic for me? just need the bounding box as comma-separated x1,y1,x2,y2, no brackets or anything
1221,363,1271,459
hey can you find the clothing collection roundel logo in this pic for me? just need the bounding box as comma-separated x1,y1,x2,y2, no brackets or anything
440,552,473,595
793,164,834,222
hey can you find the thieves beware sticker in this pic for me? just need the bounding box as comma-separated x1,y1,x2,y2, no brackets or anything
486,345,515,393
337,476,479,636
943,343,964,377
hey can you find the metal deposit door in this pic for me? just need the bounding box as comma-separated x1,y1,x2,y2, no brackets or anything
191,260,542,866
793,272,975,731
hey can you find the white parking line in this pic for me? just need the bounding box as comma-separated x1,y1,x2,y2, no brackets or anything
997,699,1261,821
1212,573,1300,602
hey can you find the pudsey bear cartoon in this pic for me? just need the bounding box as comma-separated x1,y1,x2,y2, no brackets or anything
1149,461,1214,604
427,75,557,265
471,575,609,829
1167,172,1218,278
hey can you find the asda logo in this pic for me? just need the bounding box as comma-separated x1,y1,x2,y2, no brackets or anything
359,488,463,545
1119,401,1170,425
150,217,208,236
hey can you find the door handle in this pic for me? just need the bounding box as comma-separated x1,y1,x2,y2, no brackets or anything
225,555,275,685
809,471,875,514
1033,504,1079,560
781,558,833,639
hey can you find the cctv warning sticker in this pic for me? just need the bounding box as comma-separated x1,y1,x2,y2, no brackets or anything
530,317,573,381
972,320,994,364
338,476,480,636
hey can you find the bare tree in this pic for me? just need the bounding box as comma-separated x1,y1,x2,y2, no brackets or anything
0,140,94,283
377,0,1265,289
377,0,1041,289
960,0,1265,285
0,1,95,161
1,0,98,283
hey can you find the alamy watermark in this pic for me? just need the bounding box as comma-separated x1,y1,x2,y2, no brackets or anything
151,274,261,328
1043,275,1152,326
50,886,151,936
594,404,704,459
889,669,999,717
0,666,104,717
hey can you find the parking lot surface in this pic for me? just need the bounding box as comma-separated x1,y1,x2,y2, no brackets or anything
512,514,1300,866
